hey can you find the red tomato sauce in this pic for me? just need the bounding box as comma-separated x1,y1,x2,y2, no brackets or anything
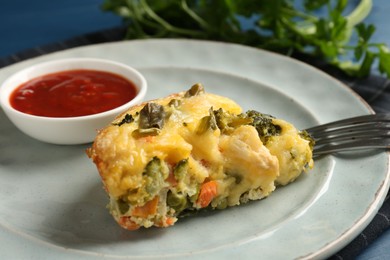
10,69,138,117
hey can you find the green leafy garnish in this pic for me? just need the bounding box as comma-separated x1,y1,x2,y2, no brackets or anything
196,107,217,135
168,98,182,107
102,0,389,78
131,103,166,138
213,108,253,134
139,102,166,129
184,83,205,97
112,113,134,126
132,128,161,138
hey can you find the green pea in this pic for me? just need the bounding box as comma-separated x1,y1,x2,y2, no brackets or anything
167,191,188,213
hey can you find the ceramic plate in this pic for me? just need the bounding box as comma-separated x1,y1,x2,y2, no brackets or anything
0,39,389,259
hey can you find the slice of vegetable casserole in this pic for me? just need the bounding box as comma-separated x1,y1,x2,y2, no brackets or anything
87,84,314,230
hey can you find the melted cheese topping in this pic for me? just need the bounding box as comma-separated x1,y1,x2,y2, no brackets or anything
265,118,314,185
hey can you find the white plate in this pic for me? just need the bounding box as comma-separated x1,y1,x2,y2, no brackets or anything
0,39,389,259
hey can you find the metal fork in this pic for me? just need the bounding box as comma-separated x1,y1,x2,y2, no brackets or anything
304,114,390,157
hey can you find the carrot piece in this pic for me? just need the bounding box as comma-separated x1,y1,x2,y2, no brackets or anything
118,217,140,230
165,217,176,226
196,180,218,208
156,216,177,227
132,196,159,218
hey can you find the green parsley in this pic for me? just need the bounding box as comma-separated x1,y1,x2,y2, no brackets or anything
102,0,390,78
112,113,134,126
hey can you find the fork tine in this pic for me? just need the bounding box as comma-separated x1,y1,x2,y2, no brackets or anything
309,122,390,139
305,114,390,133
304,114,390,157
312,127,390,145
313,137,390,156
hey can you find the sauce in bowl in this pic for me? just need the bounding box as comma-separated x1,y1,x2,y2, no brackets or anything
10,69,138,117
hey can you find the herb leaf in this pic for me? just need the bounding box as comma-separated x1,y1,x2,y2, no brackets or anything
196,107,217,135
139,103,166,130
102,0,388,78
184,83,205,97
113,114,134,126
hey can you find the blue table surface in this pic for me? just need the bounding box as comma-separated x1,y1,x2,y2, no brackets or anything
1,0,389,259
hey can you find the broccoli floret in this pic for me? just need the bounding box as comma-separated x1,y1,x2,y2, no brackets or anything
143,157,167,195
299,130,315,150
245,110,282,145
